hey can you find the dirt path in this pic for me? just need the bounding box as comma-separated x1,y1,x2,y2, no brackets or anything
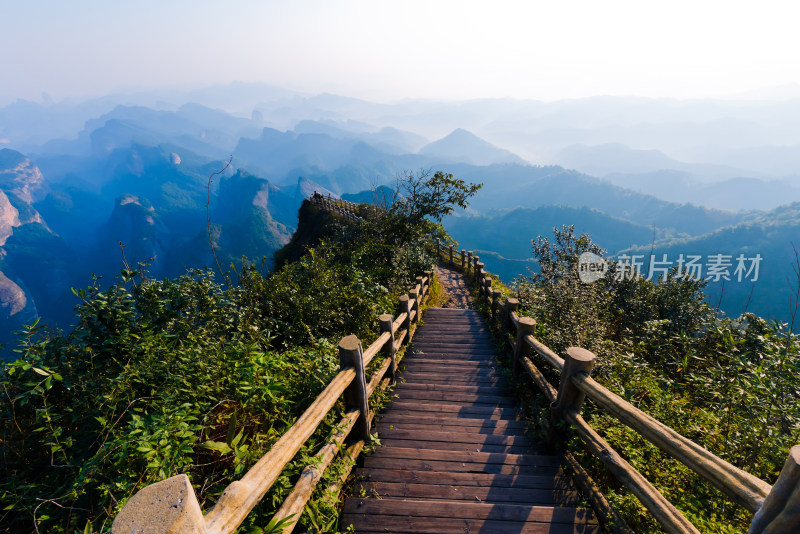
434,264,474,309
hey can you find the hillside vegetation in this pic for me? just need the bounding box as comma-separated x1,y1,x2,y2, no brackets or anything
0,171,477,533
511,225,800,532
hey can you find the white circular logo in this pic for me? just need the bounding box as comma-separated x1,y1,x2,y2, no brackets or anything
578,252,608,283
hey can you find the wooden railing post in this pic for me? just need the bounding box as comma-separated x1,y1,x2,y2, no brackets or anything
410,287,420,324
476,262,485,289
484,276,492,299
467,251,473,273
550,347,597,447
423,270,432,300
399,295,411,332
491,290,501,320
111,474,206,533
748,445,800,534
513,317,536,377
460,249,466,271
449,244,454,265
505,297,519,332
379,314,397,381
338,335,370,443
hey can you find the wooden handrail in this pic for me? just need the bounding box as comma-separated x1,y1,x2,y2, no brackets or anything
434,245,798,533
565,408,701,534
572,372,772,511
112,269,432,534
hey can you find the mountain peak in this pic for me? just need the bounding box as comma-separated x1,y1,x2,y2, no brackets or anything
419,129,525,166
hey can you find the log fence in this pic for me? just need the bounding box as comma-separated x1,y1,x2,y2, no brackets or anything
308,191,362,221
112,270,433,534
435,239,799,534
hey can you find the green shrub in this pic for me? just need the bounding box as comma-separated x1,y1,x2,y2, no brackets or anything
512,225,800,533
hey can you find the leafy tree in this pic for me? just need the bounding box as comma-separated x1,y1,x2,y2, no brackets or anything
391,169,482,224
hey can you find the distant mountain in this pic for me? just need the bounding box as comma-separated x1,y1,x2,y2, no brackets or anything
623,202,800,324
419,129,526,166
446,205,657,261
554,143,750,181
604,171,800,211
440,163,751,237
91,194,171,278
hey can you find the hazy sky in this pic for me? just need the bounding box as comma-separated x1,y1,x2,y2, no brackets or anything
2,0,799,103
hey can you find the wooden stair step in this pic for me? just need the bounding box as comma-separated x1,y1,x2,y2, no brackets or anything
354,480,580,505
377,414,528,432
387,401,520,418
362,457,560,476
393,382,508,395
356,467,576,490
377,428,530,446
397,373,508,386
390,392,516,406
377,421,529,437
342,499,599,532
366,447,558,467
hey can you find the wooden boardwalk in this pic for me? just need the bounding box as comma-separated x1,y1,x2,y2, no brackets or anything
342,307,599,533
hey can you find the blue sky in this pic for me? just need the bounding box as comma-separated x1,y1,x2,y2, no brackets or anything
2,0,799,103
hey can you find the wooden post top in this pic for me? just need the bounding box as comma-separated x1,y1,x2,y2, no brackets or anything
507,297,519,307
338,335,361,352
111,474,205,534
566,347,597,365
379,314,393,323
518,317,536,330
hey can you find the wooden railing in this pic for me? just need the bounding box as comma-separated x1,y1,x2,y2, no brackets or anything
436,240,800,534
111,271,432,534
308,192,362,221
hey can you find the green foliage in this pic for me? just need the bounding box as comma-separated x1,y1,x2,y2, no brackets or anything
391,169,483,224
1,170,474,532
1,270,351,532
513,225,800,533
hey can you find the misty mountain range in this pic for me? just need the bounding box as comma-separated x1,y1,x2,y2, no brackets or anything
2,84,800,351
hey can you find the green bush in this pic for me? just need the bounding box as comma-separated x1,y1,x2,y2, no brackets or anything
512,225,800,533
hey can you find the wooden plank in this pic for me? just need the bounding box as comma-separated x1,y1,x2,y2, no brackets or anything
355,467,575,490
354,480,580,505
343,516,601,533
413,326,490,333
398,367,502,377
380,438,533,454
378,422,528,437
393,382,508,395
378,429,531,447
404,358,498,366
413,334,493,341
401,358,498,368
377,414,528,432
362,456,561,475
343,498,598,524
390,390,516,405
386,401,519,418
404,352,497,361
397,373,507,386
411,340,496,354
365,446,559,466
